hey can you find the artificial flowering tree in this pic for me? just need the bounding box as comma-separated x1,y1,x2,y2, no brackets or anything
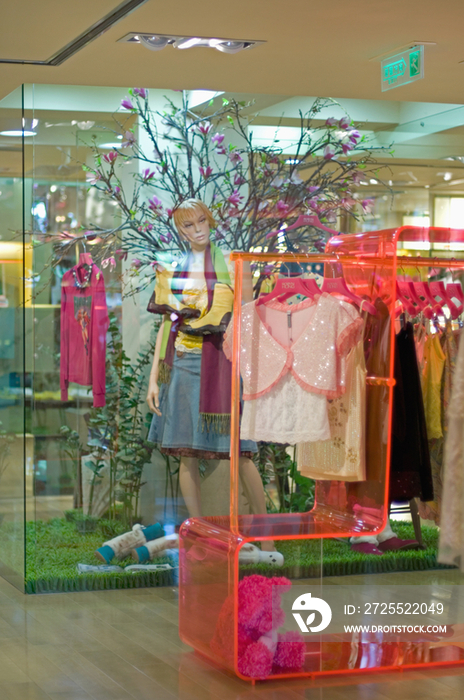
52,89,389,289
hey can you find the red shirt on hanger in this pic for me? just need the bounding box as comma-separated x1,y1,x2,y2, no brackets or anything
60,262,109,407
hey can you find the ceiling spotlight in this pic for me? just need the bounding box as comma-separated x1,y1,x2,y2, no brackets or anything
215,41,248,54
119,32,264,54
285,159,300,165
173,37,203,50
369,178,378,185
443,172,453,181
139,35,172,51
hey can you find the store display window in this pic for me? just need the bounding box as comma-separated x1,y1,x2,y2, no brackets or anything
0,85,463,681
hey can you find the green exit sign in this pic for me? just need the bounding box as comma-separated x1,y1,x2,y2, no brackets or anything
381,45,424,91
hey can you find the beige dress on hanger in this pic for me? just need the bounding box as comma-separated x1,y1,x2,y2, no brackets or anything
297,337,367,481
438,327,464,570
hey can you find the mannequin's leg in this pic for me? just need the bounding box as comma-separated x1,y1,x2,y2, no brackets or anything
239,457,275,552
179,457,202,517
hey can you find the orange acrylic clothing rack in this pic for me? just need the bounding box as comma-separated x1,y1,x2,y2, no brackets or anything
179,226,464,681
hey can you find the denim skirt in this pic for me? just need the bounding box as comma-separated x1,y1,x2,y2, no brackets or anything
148,351,257,459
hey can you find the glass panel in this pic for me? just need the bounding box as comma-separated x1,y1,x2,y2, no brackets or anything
0,85,26,591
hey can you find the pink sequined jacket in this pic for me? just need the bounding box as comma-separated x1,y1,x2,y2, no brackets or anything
223,294,363,401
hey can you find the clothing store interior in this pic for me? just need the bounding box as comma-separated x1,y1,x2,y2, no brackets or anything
3,1,464,697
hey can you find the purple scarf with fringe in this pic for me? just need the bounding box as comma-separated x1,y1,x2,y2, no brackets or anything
163,244,232,434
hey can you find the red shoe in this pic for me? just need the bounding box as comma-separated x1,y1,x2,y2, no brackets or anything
351,542,383,556
377,537,419,552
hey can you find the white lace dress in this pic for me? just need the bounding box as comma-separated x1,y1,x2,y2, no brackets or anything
438,329,464,570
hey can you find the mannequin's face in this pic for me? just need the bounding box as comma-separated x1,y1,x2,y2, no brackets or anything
178,209,211,252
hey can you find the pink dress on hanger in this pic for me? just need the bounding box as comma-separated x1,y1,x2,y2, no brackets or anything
223,294,363,444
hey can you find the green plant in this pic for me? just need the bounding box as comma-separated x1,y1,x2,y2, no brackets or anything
83,313,155,526
254,442,315,513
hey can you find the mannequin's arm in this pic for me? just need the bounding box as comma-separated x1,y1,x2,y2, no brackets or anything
146,318,165,416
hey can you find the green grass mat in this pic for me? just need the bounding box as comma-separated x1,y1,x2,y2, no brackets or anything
241,523,455,579
24,518,176,594
0,519,453,594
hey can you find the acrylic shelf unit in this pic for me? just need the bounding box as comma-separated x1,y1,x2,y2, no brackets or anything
179,226,464,681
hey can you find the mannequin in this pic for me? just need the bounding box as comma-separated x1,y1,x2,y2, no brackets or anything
146,199,277,556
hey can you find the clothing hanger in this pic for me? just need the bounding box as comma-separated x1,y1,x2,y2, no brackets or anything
78,237,93,267
412,279,438,320
320,275,377,315
256,275,310,305
266,214,340,240
446,283,464,318
284,214,340,236
396,280,418,316
429,280,460,319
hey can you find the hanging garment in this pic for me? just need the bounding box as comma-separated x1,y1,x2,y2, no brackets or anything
223,293,363,444
60,265,109,408
419,321,458,524
389,322,434,503
421,333,446,440
439,326,464,570
297,337,367,481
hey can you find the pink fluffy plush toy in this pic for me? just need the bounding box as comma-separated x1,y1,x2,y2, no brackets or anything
211,574,305,679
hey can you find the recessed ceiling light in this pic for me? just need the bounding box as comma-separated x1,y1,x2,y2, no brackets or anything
0,130,36,137
118,32,264,54
369,178,378,184
99,142,125,149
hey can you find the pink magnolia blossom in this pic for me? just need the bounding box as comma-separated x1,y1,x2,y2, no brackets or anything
228,208,241,218
133,87,148,99
166,208,174,218
87,172,101,185
348,129,361,143
148,196,163,213
142,168,155,181
234,173,245,186
196,122,212,135
325,117,337,127
121,98,135,111
211,133,225,145
115,249,128,261
361,198,375,212
229,151,243,165
199,165,213,179
215,145,227,156
276,200,290,216
160,233,172,244
102,257,116,271
323,145,336,160
103,151,118,164
215,229,225,240
131,259,142,269
342,142,354,155
308,185,319,193
121,131,136,148
228,188,244,207
339,116,351,129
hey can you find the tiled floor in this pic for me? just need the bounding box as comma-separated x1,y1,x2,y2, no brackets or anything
1,572,464,700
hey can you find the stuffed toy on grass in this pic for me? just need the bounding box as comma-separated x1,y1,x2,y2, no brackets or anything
211,574,305,679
